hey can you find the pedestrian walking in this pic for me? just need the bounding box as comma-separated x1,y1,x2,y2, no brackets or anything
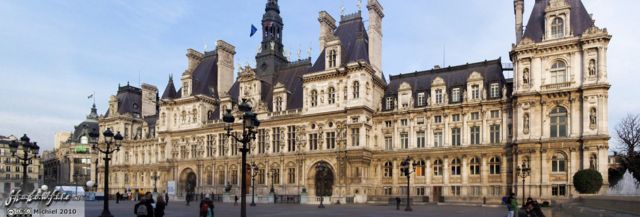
395,197,401,210
186,192,191,206
116,192,120,204
155,195,166,217
134,192,154,217
164,191,169,206
200,195,214,217
234,195,238,206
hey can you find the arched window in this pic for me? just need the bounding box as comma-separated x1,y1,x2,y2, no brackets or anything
470,157,480,175
550,106,568,138
328,87,336,104
451,158,461,175
551,17,564,38
384,161,393,177
415,160,426,177
589,154,598,170
310,90,318,107
328,50,337,68
275,96,283,112
433,159,443,176
550,60,567,84
489,156,501,174
552,153,566,172
353,81,360,99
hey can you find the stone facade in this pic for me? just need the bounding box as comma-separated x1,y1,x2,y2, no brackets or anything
96,0,611,204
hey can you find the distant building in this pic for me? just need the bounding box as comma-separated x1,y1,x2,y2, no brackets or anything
0,135,42,196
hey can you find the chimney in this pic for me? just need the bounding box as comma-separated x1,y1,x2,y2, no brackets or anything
367,0,384,77
216,40,236,97
318,11,336,52
141,83,158,117
514,0,524,43
185,48,203,74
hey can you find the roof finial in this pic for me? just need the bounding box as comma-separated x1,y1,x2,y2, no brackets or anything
307,46,312,59
357,0,362,11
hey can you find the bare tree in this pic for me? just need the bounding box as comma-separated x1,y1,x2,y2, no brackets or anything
615,114,640,157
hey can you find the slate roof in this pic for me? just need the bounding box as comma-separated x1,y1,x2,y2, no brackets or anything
104,83,142,117
190,51,220,97
384,59,506,108
161,76,177,100
70,104,100,143
522,0,594,42
310,12,370,72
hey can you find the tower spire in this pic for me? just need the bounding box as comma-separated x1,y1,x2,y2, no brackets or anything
255,0,288,82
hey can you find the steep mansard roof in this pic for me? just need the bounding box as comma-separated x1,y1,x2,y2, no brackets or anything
384,59,507,107
161,76,177,100
310,12,370,72
104,84,142,117
522,0,594,42
190,51,220,97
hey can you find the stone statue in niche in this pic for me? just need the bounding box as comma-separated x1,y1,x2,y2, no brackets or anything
463,89,467,102
523,68,530,85
590,107,597,129
588,59,597,76
502,86,507,99
523,113,530,134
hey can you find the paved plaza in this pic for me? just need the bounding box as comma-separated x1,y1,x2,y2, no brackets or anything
85,200,505,217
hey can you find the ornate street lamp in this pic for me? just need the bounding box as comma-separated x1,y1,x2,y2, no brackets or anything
250,162,259,206
516,159,531,204
222,99,260,217
269,168,279,194
400,156,418,212
9,134,40,193
89,128,123,217
316,163,328,209
151,172,160,193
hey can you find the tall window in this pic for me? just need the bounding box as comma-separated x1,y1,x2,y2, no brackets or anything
434,131,443,147
490,124,501,144
309,133,318,151
258,129,267,154
416,160,425,176
471,85,480,99
435,89,443,104
552,153,566,172
384,161,393,177
452,88,461,102
451,158,461,175
206,134,214,157
551,17,564,38
550,61,567,84
550,106,568,138
328,87,336,104
351,128,360,146
385,136,393,150
353,81,360,99
417,93,425,106
275,96,283,112
400,133,409,149
489,156,501,174
287,126,296,152
416,132,425,148
310,90,318,107
490,83,499,98
258,169,266,184
326,132,336,149
385,97,394,110
328,50,337,67
451,128,461,146
470,126,481,145
470,157,480,175
288,168,296,184
433,159,443,176
272,128,281,153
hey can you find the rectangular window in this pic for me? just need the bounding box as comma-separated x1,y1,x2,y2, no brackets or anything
417,93,425,106
490,110,500,118
470,186,482,196
273,169,281,184
272,128,281,153
416,117,424,125
258,169,266,184
400,133,409,149
287,126,296,152
326,132,336,149
385,136,393,150
258,129,267,154
451,128,461,146
471,112,480,120
471,126,481,145
471,85,480,99
490,125,501,144
386,97,394,110
490,83,500,98
416,132,425,148
384,187,393,195
309,133,318,150
434,116,442,123
416,187,426,196
490,186,502,196
385,121,392,128
552,185,567,196
452,114,460,122
401,119,408,126
434,132,443,147
435,89,443,104
450,186,461,196
351,128,360,146
231,169,238,185
452,88,461,102
288,168,296,184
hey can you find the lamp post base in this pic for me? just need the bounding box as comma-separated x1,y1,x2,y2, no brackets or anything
99,209,114,217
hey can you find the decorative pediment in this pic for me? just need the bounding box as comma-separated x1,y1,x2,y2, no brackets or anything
546,0,569,11
431,77,446,86
398,82,412,91
467,71,484,82
238,65,257,82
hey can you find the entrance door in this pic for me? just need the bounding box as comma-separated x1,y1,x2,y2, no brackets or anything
432,186,443,203
315,162,334,196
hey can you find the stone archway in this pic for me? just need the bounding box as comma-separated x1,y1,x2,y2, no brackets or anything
307,161,335,197
178,168,197,197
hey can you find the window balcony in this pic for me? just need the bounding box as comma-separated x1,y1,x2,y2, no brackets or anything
541,81,573,91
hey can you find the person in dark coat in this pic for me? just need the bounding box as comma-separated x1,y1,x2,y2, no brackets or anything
164,191,169,206
155,195,166,217
116,192,120,203
395,197,401,210
134,193,154,217
199,195,214,217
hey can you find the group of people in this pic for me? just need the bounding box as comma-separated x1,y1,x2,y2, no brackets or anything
502,193,546,217
134,192,167,217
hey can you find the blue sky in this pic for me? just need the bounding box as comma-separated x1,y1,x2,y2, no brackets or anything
0,0,638,151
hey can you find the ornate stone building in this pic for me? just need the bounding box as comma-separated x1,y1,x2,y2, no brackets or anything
97,0,610,204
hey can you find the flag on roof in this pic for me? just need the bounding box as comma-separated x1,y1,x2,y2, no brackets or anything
250,24,258,37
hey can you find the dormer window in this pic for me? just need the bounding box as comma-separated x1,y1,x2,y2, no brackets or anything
328,87,336,104
490,83,500,98
183,82,189,96
435,89,443,104
417,93,425,107
385,97,394,110
275,96,283,112
310,90,318,107
352,81,360,99
328,49,337,68
452,88,461,103
551,17,564,38
471,85,480,100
